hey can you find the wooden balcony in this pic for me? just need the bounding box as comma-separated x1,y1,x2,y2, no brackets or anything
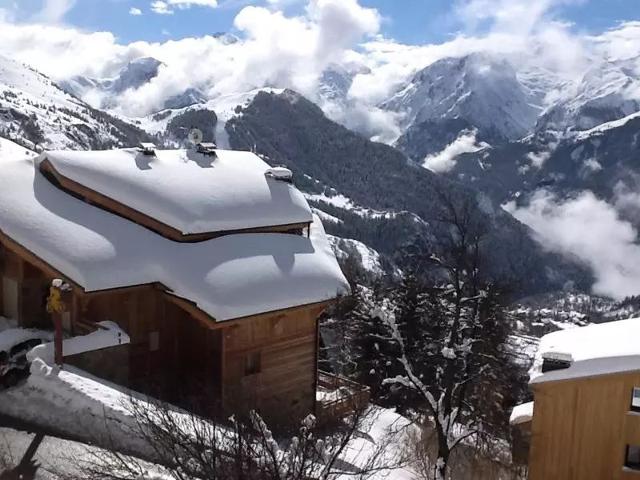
316,371,370,422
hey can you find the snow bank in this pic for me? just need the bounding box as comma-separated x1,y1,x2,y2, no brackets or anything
529,317,640,383
27,321,130,364
40,147,312,235
0,316,18,332
509,401,534,426
0,140,349,321
339,407,417,480
0,328,52,353
0,359,146,453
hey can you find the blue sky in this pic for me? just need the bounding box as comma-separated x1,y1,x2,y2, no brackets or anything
1,0,639,45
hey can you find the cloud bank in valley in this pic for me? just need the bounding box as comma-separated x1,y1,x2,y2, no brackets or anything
422,130,489,173
504,190,640,300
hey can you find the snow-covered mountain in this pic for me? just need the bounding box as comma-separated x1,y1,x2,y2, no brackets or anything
385,53,541,160
0,55,154,150
536,57,640,134
61,57,163,103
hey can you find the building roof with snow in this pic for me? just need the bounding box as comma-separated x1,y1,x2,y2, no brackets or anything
0,139,348,321
37,147,313,236
509,401,534,426
529,318,640,384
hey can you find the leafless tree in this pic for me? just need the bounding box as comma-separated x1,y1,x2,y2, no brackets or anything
377,193,518,480
72,396,406,480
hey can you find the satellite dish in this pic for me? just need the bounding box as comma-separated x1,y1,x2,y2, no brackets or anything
188,128,203,145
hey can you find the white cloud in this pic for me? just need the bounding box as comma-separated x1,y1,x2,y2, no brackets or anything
0,0,634,141
167,0,218,8
151,0,218,14
32,0,76,23
151,1,173,14
527,151,551,168
129,7,143,15
504,190,640,299
423,130,489,173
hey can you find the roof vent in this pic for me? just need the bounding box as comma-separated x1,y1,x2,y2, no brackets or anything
541,351,573,373
138,142,157,156
265,167,293,183
197,142,217,156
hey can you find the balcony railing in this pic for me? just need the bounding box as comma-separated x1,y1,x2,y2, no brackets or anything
316,371,370,421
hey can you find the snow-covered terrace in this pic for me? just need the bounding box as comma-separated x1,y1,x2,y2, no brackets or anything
0,140,348,322
39,147,313,235
529,317,640,384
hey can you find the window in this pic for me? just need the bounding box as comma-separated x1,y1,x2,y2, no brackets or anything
149,331,160,352
244,352,261,376
632,388,640,412
626,445,640,470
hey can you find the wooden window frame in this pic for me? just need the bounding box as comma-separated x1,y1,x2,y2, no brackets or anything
631,387,640,413
244,351,262,376
625,445,640,471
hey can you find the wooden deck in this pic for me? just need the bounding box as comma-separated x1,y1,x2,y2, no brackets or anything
316,371,370,421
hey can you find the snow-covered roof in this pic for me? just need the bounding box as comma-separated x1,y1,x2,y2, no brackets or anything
529,318,640,384
0,138,348,321
38,147,313,235
509,401,534,426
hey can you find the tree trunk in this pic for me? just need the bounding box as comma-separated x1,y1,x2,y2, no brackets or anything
434,439,450,480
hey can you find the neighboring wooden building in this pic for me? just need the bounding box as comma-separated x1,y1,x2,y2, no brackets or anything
0,144,349,425
512,319,640,480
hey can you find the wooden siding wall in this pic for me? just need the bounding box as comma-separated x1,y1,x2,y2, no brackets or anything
222,304,325,425
0,245,54,328
529,371,640,480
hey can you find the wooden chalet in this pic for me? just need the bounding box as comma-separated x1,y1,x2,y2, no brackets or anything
512,318,640,480
0,144,351,425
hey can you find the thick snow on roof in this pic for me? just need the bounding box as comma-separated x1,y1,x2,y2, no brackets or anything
529,318,640,384
0,138,348,321
509,401,534,426
39,147,313,234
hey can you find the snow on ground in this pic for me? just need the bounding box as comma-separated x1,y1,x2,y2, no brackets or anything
312,207,343,225
509,401,534,426
0,351,417,479
305,190,398,221
41,147,313,235
0,359,151,455
529,317,640,384
328,235,384,276
340,407,418,480
0,138,348,321
27,321,129,364
0,316,18,332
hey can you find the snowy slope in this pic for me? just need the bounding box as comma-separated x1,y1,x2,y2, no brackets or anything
384,53,541,143
537,57,640,133
137,88,284,148
61,57,163,106
0,55,153,150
